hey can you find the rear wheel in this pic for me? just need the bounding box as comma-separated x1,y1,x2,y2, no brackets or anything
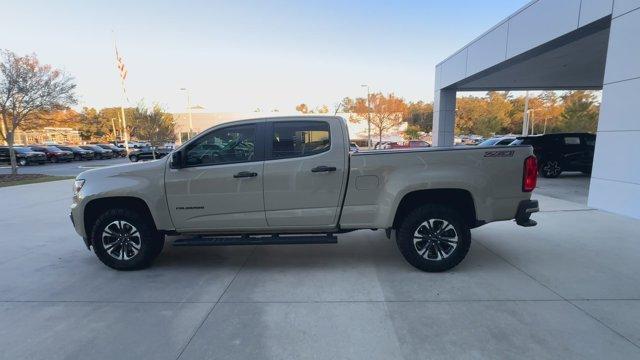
91,208,164,270
74,154,81,161
396,204,471,272
540,160,561,178
129,154,138,162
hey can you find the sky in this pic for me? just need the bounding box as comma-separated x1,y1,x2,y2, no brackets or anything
1,0,528,113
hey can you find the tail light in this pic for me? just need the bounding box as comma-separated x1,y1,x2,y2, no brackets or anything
523,156,537,192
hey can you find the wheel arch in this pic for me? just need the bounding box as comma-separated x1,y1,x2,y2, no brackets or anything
392,188,478,230
83,196,156,238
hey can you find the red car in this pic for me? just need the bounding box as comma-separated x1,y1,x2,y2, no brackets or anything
28,145,74,163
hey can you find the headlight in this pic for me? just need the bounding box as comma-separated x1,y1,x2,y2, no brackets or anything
73,179,85,196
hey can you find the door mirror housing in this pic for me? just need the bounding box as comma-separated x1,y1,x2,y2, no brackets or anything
170,150,184,169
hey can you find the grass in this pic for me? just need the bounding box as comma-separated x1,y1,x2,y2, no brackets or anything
0,174,75,188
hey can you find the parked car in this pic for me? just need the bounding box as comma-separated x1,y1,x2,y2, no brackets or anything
129,146,171,162
28,145,73,163
0,146,47,166
95,144,127,157
511,133,595,178
71,116,539,272
56,145,94,161
349,143,359,153
477,137,516,147
79,145,113,159
406,140,431,148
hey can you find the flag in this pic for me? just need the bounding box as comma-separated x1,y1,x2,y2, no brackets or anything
115,46,128,81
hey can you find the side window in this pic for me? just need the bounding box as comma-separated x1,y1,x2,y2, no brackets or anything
185,124,257,166
563,136,581,145
271,121,330,159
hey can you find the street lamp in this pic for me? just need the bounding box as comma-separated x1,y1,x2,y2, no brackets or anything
179,88,193,140
361,84,371,148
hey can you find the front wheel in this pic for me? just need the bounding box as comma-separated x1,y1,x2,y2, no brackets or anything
91,208,164,270
129,155,138,162
396,204,471,272
18,158,28,166
540,160,562,178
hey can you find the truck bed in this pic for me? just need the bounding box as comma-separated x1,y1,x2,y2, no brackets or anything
339,145,534,229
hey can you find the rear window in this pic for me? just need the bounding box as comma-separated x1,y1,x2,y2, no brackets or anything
271,121,330,159
563,136,581,145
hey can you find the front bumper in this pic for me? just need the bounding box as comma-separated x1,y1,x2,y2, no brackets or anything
515,199,539,227
70,202,91,249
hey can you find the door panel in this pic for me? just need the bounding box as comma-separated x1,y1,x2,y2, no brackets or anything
263,120,347,228
165,123,266,232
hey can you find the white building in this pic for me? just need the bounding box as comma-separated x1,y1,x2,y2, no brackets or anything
173,112,408,146
434,0,640,219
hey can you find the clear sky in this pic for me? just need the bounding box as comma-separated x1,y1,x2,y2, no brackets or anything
1,0,527,113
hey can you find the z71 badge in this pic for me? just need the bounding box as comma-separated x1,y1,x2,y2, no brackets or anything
484,150,515,158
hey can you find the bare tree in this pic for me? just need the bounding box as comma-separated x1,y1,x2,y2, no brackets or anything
0,50,76,174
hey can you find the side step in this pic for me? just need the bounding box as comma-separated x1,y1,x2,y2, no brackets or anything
173,234,338,247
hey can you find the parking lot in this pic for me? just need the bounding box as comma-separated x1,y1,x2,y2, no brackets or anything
1,175,639,359
0,157,130,177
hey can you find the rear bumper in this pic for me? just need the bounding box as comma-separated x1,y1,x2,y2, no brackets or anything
515,199,539,227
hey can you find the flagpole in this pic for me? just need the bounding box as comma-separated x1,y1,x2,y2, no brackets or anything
113,32,130,155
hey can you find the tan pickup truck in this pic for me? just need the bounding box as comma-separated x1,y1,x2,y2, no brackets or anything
70,116,539,272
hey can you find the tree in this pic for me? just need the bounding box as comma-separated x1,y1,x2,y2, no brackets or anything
133,104,176,146
344,92,407,143
403,124,421,140
403,101,433,132
560,91,599,132
316,104,329,114
295,103,309,114
0,50,76,174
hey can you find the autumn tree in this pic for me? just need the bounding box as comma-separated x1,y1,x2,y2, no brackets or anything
295,103,309,114
0,50,76,174
343,92,407,144
560,91,599,133
133,104,176,146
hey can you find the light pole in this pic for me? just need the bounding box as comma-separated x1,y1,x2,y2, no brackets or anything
361,84,371,148
179,88,193,140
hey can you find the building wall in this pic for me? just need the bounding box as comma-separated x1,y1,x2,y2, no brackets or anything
588,2,640,218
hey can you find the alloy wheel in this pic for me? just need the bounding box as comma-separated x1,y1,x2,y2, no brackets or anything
543,161,561,177
102,220,142,261
413,219,458,261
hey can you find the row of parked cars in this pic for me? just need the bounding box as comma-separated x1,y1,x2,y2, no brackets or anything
0,143,128,166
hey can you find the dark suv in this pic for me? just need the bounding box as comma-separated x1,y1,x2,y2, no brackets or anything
0,146,47,166
511,133,596,178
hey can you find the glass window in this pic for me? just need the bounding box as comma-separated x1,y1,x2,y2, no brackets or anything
271,122,330,159
563,136,581,145
185,125,256,166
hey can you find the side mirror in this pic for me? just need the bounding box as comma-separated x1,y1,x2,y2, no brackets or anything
170,150,184,169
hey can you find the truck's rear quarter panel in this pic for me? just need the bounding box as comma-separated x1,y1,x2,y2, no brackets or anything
340,146,534,229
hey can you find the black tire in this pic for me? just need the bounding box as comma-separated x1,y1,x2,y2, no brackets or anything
74,154,81,161
540,160,562,178
90,208,164,270
129,155,138,162
396,204,471,272
50,157,58,163
18,158,27,166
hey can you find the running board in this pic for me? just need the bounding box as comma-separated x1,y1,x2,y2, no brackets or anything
172,234,338,247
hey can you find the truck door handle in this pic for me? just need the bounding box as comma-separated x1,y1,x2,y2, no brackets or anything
233,171,258,178
311,165,337,173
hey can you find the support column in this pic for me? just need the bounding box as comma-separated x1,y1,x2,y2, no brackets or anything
588,5,640,219
432,89,456,147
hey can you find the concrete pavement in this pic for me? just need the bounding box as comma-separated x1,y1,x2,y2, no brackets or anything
0,179,639,359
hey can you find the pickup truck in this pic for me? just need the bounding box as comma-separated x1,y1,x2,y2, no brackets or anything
70,116,539,272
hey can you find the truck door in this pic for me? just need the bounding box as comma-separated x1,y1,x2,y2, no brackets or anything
165,122,266,232
263,119,347,228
